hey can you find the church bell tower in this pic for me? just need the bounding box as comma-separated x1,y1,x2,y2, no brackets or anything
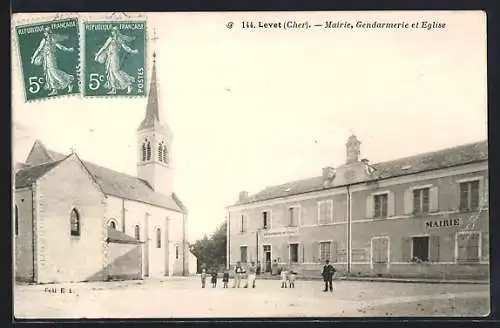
136,52,174,196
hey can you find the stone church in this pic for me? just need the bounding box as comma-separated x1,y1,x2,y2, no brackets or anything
13,54,197,283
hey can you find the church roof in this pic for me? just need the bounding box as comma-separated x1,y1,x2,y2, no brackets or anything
234,140,488,206
16,143,186,213
15,158,67,188
106,227,143,244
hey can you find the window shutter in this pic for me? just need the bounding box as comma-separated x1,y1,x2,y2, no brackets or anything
481,178,488,208
366,195,374,219
331,241,338,262
311,241,319,263
404,189,413,215
283,244,290,263
482,232,488,261
388,192,395,217
429,186,439,212
430,235,440,262
300,244,304,263
402,237,411,262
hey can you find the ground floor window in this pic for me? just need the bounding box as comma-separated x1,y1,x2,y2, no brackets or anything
240,246,248,263
456,232,481,263
319,242,331,262
175,245,180,259
372,237,389,264
412,236,430,262
289,243,299,263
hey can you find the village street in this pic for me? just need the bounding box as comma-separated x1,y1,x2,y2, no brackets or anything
14,277,489,319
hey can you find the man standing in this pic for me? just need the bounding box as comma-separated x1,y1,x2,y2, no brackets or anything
247,261,257,288
321,260,336,292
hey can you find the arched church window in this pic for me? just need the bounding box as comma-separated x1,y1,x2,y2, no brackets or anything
70,208,80,236
158,142,164,162
142,141,147,161
146,141,152,161
15,205,19,236
156,228,161,248
134,225,140,240
163,144,168,164
108,219,117,229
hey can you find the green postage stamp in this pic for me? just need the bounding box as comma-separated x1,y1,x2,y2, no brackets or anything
15,18,80,102
83,21,147,97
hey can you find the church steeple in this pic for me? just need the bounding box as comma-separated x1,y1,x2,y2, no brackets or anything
136,47,174,196
137,52,162,131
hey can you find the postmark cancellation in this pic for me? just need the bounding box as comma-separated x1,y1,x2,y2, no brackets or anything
83,21,147,97
15,18,81,102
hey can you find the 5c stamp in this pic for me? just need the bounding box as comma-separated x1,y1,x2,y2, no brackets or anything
15,18,80,102
83,21,147,97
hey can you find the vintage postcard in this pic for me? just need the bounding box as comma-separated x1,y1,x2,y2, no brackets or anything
14,17,81,101
12,11,489,319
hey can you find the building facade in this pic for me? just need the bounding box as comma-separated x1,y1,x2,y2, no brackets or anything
227,136,488,280
13,54,197,284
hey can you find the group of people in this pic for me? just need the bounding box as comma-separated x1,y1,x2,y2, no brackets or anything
200,259,337,292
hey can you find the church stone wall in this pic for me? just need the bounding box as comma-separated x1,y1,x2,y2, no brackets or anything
35,157,107,283
15,188,34,282
105,196,186,277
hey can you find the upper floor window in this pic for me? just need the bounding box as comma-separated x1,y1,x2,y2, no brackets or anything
374,194,388,218
318,200,333,224
176,245,180,259
460,180,479,211
413,188,430,214
288,207,299,227
70,208,80,236
156,228,161,248
15,205,19,236
240,215,247,233
134,225,140,240
262,211,270,229
142,139,152,161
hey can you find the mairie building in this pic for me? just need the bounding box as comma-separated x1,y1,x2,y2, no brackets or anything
13,54,197,284
226,136,489,280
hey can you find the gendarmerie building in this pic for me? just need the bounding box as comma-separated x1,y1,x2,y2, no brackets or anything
226,136,488,280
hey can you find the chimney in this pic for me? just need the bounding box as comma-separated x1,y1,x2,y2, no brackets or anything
239,191,249,202
322,166,336,180
346,135,361,164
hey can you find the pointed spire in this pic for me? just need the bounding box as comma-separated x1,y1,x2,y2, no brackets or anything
137,53,161,131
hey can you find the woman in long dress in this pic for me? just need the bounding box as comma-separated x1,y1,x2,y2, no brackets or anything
94,26,138,95
30,27,75,96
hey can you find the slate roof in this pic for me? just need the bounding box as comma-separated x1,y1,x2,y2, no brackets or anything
235,140,488,206
16,145,186,213
106,227,143,244
15,159,66,188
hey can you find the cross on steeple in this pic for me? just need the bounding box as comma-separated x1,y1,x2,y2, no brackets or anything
70,146,76,154
151,28,159,61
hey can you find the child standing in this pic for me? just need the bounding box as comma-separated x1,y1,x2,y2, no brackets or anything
289,270,297,288
280,265,289,288
200,268,207,288
222,269,229,288
211,268,218,288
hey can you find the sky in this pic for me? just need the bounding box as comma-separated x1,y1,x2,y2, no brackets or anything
12,11,487,242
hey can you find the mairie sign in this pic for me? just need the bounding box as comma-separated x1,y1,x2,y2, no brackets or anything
425,218,460,229
262,227,299,237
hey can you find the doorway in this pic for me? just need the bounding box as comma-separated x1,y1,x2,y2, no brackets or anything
263,245,272,273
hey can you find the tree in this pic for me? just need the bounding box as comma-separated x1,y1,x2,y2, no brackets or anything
189,221,227,273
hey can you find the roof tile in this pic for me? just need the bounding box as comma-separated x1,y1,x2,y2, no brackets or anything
237,140,488,205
